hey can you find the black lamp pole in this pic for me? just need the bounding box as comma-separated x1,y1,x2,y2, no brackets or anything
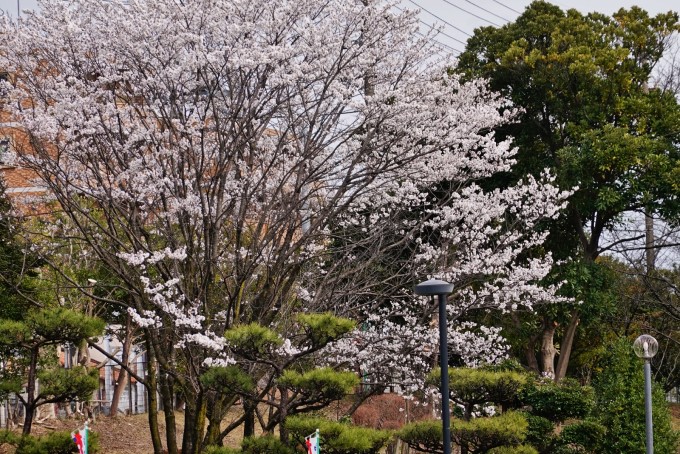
415,278,454,454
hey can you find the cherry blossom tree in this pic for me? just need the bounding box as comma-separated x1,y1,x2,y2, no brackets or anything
1,0,568,452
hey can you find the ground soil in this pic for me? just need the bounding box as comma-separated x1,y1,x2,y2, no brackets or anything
1,408,244,454
1,402,679,453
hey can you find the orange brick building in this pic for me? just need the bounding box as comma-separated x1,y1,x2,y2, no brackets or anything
0,70,49,210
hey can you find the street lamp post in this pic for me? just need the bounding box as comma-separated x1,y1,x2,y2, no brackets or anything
415,278,454,454
634,334,659,454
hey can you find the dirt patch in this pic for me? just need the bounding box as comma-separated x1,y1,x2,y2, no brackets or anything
0,409,247,454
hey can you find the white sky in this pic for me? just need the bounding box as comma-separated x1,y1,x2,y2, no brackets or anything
0,1,675,54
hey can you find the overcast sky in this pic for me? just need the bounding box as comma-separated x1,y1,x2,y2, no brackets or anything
0,0,675,55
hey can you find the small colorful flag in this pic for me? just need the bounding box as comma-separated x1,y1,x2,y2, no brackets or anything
305,428,320,454
71,421,89,454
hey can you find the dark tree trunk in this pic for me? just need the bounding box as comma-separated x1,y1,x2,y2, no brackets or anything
278,385,289,444
555,310,580,381
22,345,40,435
159,372,178,454
145,339,164,454
243,400,256,438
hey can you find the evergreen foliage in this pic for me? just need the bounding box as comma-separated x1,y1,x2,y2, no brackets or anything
0,430,100,454
429,368,528,418
453,410,529,453
591,338,679,454
520,378,594,422
0,308,104,434
280,367,358,404
399,419,444,454
287,415,391,454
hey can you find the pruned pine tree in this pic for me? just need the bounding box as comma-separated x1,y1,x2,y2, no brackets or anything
2,0,567,452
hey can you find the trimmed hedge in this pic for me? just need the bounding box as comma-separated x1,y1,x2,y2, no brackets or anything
287,415,391,454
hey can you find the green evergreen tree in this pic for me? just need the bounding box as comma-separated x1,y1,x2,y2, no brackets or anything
592,338,679,454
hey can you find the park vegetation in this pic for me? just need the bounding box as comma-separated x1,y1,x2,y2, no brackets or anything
0,0,678,453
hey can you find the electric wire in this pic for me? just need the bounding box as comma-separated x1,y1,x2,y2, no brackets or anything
489,0,521,15
407,0,472,37
438,0,501,27
416,31,463,54
460,0,510,23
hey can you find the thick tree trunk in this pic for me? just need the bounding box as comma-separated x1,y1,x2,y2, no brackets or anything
540,318,557,379
554,310,580,382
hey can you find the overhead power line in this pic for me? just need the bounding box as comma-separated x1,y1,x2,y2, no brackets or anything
490,0,522,15
416,31,463,54
439,0,502,27
408,0,472,37
460,0,510,23
395,4,467,50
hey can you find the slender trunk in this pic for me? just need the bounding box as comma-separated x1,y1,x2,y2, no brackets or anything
540,317,557,379
645,211,656,273
243,400,256,438
145,339,164,454
554,310,580,382
110,315,133,416
278,385,289,444
22,345,40,435
159,373,178,454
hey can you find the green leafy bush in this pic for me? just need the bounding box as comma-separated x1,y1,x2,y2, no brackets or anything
399,419,443,453
429,368,528,417
556,420,606,453
521,412,554,452
241,435,294,454
453,410,528,453
203,446,241,454
521,378,594,422
280,368,358,402
488,445,539,454
13,430,99,454
287,415,391,454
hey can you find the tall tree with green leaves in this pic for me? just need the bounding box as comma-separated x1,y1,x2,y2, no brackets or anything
458,1,680,380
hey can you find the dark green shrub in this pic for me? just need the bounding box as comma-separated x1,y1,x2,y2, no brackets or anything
453,410,528,453
399,419,443,453
429,368,528,418
522,413,554,452
557,420,606,453
0,430,20,446
592,338,679,454
203,446,241,454
287,415,391,454
241,435,294,454
488,445,539,454
14,430,99,454
521,378,593,423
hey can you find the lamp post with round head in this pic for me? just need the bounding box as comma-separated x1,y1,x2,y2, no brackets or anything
634,334,658,454
415,278,454,454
